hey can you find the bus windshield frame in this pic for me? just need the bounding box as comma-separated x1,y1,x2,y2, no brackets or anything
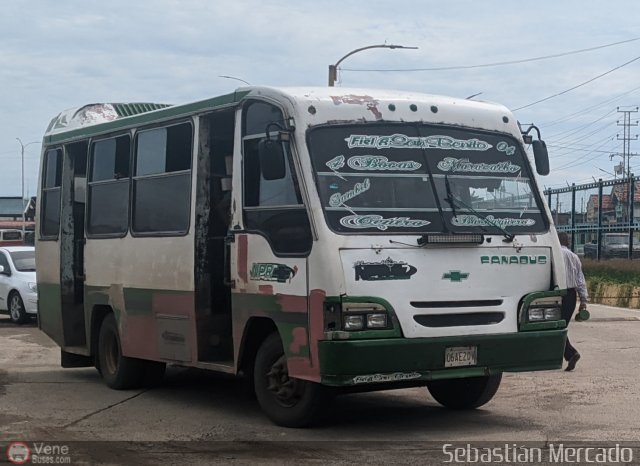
306,122,549,236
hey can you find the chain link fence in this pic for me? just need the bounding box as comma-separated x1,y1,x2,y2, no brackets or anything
545,176,640,259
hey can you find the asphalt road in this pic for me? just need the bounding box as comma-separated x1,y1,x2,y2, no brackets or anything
1,304,640,465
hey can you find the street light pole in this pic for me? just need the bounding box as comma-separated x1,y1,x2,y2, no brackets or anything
328,44,418,87
218,75,251,85
16,138,39,240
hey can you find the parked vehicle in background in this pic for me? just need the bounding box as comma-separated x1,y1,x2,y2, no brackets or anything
583,233,637,259
0,229,24,247
0,246,37,324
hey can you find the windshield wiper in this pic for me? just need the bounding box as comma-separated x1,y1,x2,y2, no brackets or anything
444,176,515,243
444,175,458,219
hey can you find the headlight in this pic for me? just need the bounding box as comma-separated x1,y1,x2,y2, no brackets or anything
343,314,364,331
544,308,561,320
526,296,563,322
528,308,544,321
28,282,37,293
340,302,389,331
366,313,388,328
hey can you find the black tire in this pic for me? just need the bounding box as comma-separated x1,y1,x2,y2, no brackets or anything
254,332,326,427
8,292,28,325
97,314,144,389
427,373,502,410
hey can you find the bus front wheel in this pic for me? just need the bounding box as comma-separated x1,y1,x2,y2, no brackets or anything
253,332,326,427
426,373,502,409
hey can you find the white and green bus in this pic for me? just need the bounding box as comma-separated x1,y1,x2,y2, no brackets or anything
37,87,567,427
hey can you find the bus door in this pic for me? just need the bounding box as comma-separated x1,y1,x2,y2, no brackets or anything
59,141,87,347
234,100,314,366
194,109,237,362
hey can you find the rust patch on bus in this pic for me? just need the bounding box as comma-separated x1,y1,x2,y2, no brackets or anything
289,327,307,354
151,293,194,315
330,94,382,120
288,356,318,381
286,288,326,381
276,293,307,313
121,315,159,359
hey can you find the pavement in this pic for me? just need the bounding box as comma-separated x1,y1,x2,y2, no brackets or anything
1,303,640,464
582,302,640,319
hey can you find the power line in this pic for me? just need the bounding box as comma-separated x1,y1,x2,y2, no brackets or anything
548,133,617,159
340,37,640,72
553,135,618,170
545,176,597,189
548,143,616,155
551,126,617,153
513,54,640,111
541,85,640,127
546,109,617,141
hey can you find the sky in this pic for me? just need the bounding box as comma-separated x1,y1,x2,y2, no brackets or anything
1,0,640,204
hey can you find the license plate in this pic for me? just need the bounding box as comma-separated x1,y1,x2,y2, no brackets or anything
444,346,477,368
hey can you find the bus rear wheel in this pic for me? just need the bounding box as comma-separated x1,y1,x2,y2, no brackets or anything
254,333,326,427
426,373,502,409
97,314,164,390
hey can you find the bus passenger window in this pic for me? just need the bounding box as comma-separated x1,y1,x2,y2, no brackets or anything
87,136,131,236
132,122,192,235
41,148,63,238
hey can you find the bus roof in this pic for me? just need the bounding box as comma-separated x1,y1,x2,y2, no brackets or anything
42,87,517,145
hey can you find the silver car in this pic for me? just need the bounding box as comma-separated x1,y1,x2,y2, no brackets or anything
0,246,37,324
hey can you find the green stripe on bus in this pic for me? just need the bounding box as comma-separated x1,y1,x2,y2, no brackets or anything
319,329,567,386
44,91,250,144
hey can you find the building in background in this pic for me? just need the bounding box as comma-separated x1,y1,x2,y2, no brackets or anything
0,196,36,245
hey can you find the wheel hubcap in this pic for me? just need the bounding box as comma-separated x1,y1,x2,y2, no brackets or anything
10,297,21,320
266,355,303,407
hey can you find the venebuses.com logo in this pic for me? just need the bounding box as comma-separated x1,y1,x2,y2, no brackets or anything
5,441,71,464
6,442,30,465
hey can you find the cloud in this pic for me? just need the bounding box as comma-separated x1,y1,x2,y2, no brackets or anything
1,0,640,195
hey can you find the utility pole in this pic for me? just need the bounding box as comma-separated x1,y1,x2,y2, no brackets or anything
612,107,639,227
16,138,39,239
615,106,639,179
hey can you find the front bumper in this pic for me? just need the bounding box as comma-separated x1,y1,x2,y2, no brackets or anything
25,293,38,314
319,329,567,386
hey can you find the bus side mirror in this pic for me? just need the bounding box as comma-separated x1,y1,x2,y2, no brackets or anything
258,138,286,180
0,265,5,275
532,140,550,176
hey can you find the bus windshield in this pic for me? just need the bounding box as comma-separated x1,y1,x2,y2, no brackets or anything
307,123,548,235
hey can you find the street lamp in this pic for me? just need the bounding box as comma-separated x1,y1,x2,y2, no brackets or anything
218,75,251,85
328,44,418,87
16,138,40,239
597,167,616,179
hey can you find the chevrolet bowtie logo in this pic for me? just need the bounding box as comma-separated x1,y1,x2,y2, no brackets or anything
442,270,469,282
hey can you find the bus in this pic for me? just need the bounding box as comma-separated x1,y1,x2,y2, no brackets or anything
36,87,568,427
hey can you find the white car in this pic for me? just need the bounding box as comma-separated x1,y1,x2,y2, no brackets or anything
0,246,37,324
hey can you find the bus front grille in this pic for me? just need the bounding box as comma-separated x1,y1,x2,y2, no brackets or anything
413,312,505,327
410,299,503,308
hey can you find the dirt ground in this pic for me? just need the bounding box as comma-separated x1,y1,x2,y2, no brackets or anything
1,304,640,465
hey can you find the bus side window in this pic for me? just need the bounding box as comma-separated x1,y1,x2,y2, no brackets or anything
132,122,193,235
242,101,312,256
41,148,63,238
87,135,131,236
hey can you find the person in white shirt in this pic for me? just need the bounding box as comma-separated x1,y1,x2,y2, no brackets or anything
558,232,589,371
